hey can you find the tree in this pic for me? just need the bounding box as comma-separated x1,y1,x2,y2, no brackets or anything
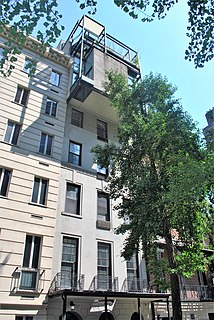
92,72,214,320
0,0,213,75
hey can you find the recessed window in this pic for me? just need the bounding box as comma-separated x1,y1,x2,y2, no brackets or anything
97,192,110,222
68,141,81,166
97,119,108,141
39,133,53,156
50,70,61,86
71,109,83,128
23,58,35,74
20,235,41,291
3,120,21,145
0,167,12,197
61,237,79,289
97,164,108,180
65,183,81,215
45,98,57,117
31,177,48,205
14,86,29,106
97,242,112,290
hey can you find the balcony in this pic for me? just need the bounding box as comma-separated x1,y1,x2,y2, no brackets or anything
180,285,214,301
11,267,45,295
89,275,119,292
49,272,85,294
121,277,151,293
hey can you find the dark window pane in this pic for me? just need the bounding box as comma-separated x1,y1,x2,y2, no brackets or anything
39,133,46,153
21,89,29,105
31,177,40,203
11,124,21,145
46,135,52,156
23,235,32,267
97,120,107,140
32,236,41,268
14,87,22,103
40,179,47,205
0,169,11,196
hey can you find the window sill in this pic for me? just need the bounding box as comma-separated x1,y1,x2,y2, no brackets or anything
97,136,108,142
28,202,47,208
11,101,26,107
61,212,82,219
1,141,19,147
36,152,53,159
0,195,9,199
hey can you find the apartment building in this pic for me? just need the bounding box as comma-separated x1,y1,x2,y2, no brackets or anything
0,15,213,320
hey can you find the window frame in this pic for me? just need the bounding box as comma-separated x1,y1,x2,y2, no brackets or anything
31,177,48,206
3,120,21,145
14,85,29,106
68,141,82,166
64,182,81,215
71,108,83,128
50,70,61,86
0,167,12,197
45,97,58,117
97,192,110,222
97,242,112,290
39,132,53,156
97,119,108,141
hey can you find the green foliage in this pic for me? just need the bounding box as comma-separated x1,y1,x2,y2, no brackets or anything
0,0,64,76
92,71,214,289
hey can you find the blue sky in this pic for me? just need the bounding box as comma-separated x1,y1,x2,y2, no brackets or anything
55,0,214,131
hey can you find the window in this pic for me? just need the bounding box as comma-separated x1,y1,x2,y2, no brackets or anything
0,47,4,60
97,242,112,290
61,237,78,289
45,98,57,117
97,164,108,180
126,254,139,291
97,120,108,141
68,141,81,166
14,86,29,106
71,109,83,128
31,177,48,205
20,235,41,291
97,192,110,221
39,133,53,156
50,70,61,86
0,168,11,197
3,120,21,145
16,317,34,320
65,183,81,215
23,58,35,74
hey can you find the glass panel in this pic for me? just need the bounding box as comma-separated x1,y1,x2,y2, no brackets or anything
21,89,29,105
4,121,13,143
46,135,52,156
11,124,20,145
71,109,83,127
40,179,47,205
51,101,57,117
14,87,22,103
65,183,80,214
97,120,107,140
32,236,41,268
31,177,39,203
97,193,109,221
39,133,46,153
23,235,32,268
20,270,37,290
45,100,51,115
0,169,11,196
50,71,60,86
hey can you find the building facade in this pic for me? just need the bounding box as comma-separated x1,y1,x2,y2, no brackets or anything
0,16,213,320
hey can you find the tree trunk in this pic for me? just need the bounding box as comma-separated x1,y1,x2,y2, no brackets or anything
165,232,182,320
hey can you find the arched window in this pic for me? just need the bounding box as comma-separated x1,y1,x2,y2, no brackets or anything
99,312,115,320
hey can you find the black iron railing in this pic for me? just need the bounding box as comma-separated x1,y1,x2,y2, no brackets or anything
180,285,213,300
89,275,119,292
11,267,45,293
49,272,85,294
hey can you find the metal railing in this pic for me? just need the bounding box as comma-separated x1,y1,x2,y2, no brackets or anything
49,272,85,294
11,267,45,293
180,285,213,300
89,275,119,292
121,277,151,293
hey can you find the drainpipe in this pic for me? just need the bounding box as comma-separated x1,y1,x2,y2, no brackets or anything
62,293,67,320
138,298,142,320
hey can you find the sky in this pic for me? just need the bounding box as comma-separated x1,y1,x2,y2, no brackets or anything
54,0,213,132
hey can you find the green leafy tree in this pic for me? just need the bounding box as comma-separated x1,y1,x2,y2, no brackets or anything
92,72,214,320
0,0,213,75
